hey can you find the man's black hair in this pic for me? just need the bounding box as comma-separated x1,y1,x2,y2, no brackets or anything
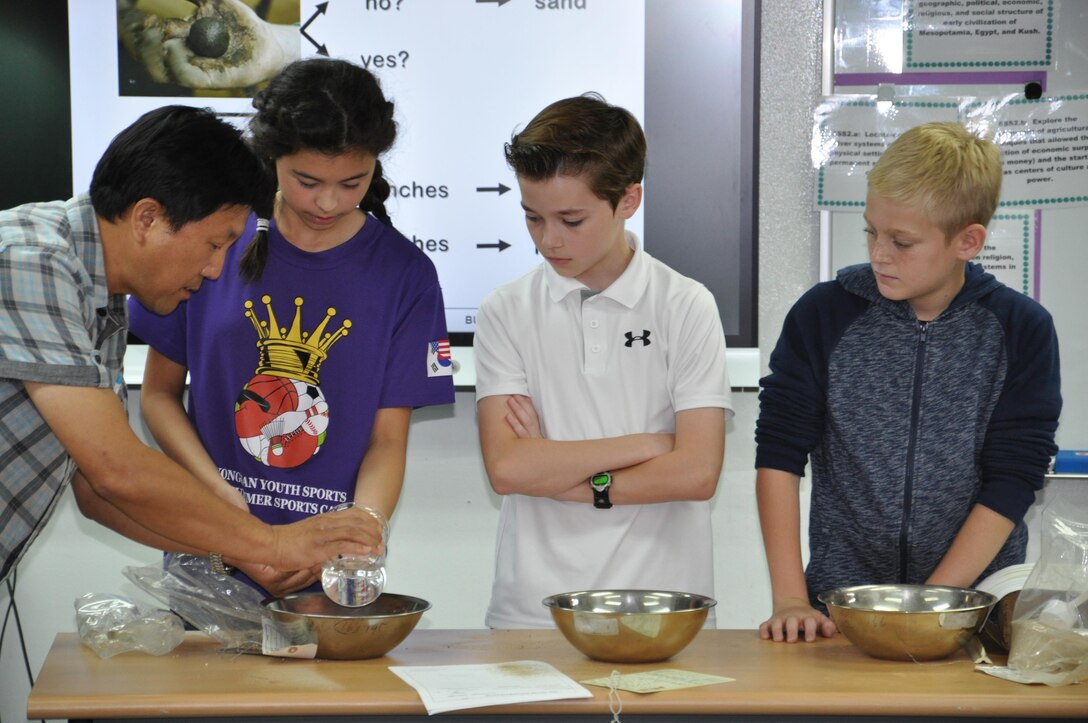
90,105,272,229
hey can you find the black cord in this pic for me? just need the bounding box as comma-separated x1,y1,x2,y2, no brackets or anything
1,569,42,723
0,575,10,723
7,574,34,685
1,572,17,669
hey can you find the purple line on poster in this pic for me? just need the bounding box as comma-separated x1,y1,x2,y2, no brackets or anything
834,71,1047,90
1034,209,1042,302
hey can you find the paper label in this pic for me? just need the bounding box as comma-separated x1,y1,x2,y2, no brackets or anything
582,669,735,693
261,616,317,659
620,614,663,638
573,612,619,636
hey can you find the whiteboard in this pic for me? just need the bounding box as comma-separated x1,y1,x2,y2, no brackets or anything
69,0,758,349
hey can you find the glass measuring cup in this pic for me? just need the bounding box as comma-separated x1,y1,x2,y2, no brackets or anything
320,502,388,607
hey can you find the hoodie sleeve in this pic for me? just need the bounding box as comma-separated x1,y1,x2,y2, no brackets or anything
976,290,1062,522
755,281,866,475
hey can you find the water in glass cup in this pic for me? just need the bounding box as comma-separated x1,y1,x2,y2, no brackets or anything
321,554,386,607
320,502,388,607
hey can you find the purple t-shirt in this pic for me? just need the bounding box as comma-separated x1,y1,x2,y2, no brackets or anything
130,214,454,592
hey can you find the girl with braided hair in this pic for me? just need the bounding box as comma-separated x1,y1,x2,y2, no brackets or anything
130,58,454,599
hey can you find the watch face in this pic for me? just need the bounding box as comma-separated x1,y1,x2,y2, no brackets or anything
590,473,611,489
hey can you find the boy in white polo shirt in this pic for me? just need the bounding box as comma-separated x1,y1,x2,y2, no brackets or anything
474,93,733,628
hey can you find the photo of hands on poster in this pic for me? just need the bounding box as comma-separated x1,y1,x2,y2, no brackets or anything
117,0,300,96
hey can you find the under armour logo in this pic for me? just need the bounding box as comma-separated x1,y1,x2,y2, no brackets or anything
624,330,651,347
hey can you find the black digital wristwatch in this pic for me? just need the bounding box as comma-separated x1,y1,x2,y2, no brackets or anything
589,472,613,509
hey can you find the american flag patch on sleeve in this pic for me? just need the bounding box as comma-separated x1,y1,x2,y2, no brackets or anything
427,339,453,377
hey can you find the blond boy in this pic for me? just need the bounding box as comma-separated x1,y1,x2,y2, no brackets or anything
755,122,1061,642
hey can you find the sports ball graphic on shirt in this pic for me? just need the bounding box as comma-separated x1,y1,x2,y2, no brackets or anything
235,375,329,468
235,295,351,469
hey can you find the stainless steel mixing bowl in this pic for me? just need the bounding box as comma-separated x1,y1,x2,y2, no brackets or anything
818,584,997,661
262,592,429,660
542,589,716,663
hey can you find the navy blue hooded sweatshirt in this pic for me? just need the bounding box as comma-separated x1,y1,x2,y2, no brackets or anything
755,262,1061,605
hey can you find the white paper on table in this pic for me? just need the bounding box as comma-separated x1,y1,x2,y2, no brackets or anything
388,659,593,715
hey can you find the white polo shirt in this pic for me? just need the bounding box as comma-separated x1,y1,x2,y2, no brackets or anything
475,232,733,628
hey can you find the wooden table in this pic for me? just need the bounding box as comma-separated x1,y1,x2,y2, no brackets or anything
27,629,1087,721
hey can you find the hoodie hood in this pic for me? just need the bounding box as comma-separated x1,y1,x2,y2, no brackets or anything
835,261,1003,321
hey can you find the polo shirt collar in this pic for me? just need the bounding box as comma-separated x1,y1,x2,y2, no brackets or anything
543,230,648,308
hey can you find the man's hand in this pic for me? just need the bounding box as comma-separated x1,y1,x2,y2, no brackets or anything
232,561,319,598
119,0,299,89
269,504,386,572
759,597,837,643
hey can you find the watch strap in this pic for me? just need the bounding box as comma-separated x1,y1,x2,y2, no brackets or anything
209,551,234,576
590,472,613,509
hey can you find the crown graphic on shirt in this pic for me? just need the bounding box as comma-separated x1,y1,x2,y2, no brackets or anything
244,295,351,384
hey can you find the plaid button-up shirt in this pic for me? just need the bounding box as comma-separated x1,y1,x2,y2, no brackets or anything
0,193,128,582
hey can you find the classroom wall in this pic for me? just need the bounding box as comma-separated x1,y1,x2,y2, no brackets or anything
1,2,1083,722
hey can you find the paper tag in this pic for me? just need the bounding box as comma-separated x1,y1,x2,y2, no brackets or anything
573,612,619,636
964,635,991,664
582,669,735,693
938,611,978,629
620,614,663,638
261,616,317,659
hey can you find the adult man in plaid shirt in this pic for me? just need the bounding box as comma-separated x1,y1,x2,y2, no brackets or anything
0,106,381,584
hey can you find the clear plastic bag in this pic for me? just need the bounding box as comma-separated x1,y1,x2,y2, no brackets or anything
74,593,185,659
1005,491,1088,686
123,552,267,653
